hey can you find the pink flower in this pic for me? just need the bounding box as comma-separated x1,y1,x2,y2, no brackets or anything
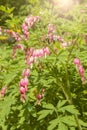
48,24,55,34
24,31,29,39
32,49,44,58
22,68,30,77
34,16,40,22
73,58,80,66
47,33,53,43
20,86,26,94
0,87,6,97
36,94,42,100
73,58,86,83
53,35,64,42
22,23,28,32
19,77,28,88
25,47,50,66
5,29,21,42
61,42,68,48
19,77,29,102
17,44,25,50
36,94,42,105
27,56,34,65
22,22,29,40
24,15,40,29
53,35,59,40
39,49,44,57
78,65,84,77
43,47,50,55
16,37,21,42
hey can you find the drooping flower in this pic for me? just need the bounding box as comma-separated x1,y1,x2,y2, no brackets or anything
0,87,7,97
36,94,42,105
73,58,80,66
27,56,34,65
4,29,21,42
22,68,30,78
19,77,28,90
43,47,50,55
20,86,26,94
78,65,84,77
48,24,55,34
19,77,29,102
73,58,86,84
36,94,42,100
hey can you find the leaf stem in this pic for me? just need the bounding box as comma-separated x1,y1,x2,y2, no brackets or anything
60,42,82,130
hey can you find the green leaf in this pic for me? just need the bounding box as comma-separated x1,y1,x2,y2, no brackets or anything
0,93,17,124
61,116,77,127
47,118,59,130
0,5,14,14
58,122,68,130
4,73,18,86
57,100,67,109
70,127,75,130
18,117,25,124
58,105,79,115
42,103,55,110
79,120,87,127
37,110,53,121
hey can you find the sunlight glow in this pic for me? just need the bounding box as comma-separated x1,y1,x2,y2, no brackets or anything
58,0,73,7
58,0,74,11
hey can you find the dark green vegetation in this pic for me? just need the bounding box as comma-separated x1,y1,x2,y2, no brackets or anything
0,0,87,130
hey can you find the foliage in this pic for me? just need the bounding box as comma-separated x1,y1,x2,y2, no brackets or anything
0,1,87,130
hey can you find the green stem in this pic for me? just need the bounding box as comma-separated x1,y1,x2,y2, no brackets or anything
61,84,82,130
60,65,82,130
60,42,82,129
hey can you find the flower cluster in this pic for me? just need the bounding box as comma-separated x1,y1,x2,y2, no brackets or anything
0,15,40,42
4,29,21,42
44,24,70,47
22,15,40,40
22,23,29,40
19,68,30,102
16,46,49,102
74,58,86,84
25,47,50,67
25,15,40,28
47,24,65,44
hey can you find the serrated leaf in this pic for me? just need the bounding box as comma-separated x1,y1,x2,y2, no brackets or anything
19,116,25,124
47,118,59,130
58,122,68,130
42,103,55,110
58,105,79,115
37,110,53,120
70,127,75,130
79,119,87,127
61,116,77,127
4,73,18,86
57,100,67,109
